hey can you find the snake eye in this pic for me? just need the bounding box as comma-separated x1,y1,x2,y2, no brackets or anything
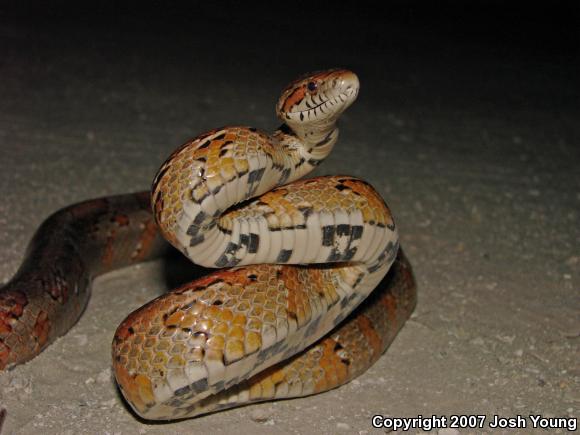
307,81,318,92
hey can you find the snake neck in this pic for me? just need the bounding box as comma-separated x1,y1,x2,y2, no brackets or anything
273,123,339,180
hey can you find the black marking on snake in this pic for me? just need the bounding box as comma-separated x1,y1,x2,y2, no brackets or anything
188,378,209,394
239,233,249,248
331,311,346,326
256,340,286,365
186,224,200,236
304,316,321,337
353,272,364,288
189,234,205,247
307,158,322,166
351,225,363,240
388,240,399,263
217,223,232,235
217,141,234,156
386,221,396,231
193,211,207,225
248,233,259,253
225,241,240,254
276,249,292,263
343,247,357,261
175,385,192,396
215,242,241,267
278,167,291,185
315,130,334,147
294,157,305,169
336,224,350,237
211,184,223,195
248,167,265,185
248,127,257,132
192,191,210,204
340,292,358,310
197,139,211,149
327,248,342,262
214,133,226,141
322,225,335,246
368,242,397,273
298,206,313,219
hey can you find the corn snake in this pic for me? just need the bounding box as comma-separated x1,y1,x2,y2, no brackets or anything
0,69,416,420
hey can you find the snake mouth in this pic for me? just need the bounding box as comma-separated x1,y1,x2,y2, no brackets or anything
291,88,357,115
291,98,329,114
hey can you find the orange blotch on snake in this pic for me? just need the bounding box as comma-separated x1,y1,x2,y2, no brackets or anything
164,310,184,327
114,362,155,413
314,339,350,392
282,86,306,113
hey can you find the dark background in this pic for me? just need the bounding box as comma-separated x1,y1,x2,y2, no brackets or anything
1,1,578,133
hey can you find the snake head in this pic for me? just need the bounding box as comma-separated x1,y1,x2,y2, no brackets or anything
276,69,359,128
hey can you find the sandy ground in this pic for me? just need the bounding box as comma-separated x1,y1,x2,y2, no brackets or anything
0,4,578,434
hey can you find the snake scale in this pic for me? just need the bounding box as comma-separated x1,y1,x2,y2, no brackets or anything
0,69,416,420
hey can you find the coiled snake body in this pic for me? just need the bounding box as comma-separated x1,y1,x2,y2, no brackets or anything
0,69,416,420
